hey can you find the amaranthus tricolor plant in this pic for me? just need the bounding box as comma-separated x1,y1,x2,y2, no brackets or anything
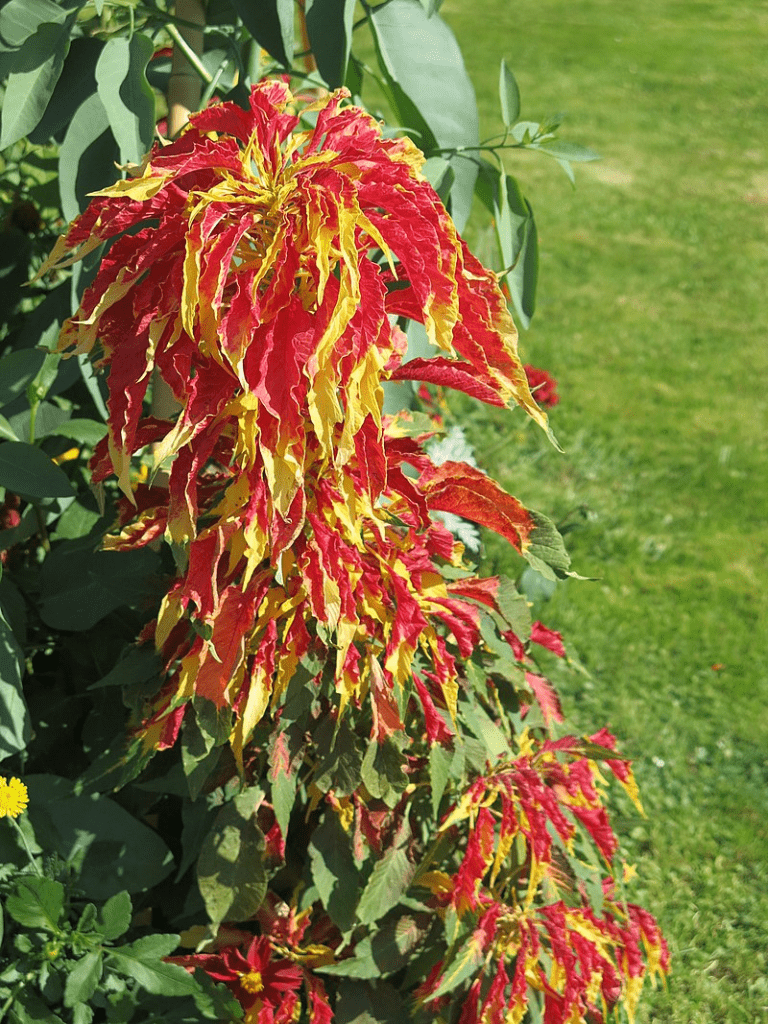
37,80,668,1024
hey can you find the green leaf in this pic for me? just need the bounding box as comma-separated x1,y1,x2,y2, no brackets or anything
0,416,19,442
107,934,199,997
0,349,46,408
0,0,66,48
98,890,132,941
308,813,359,933
28,36,102,144
0,606,30,760
7,990,66,1024
230,0,294,69
533,139,600,163
313,718,363,796
26,775,174,900
197,790,267,930
39,544,159,631
6,876,65,931
427,930,484,1001
499,59,520,127
334,979,405,1024
524,509,572,581
0,442,73,498
360,737,408,808
369,0,479,231
0,10,75,148
428,744,452,818
356,848,415,928
59,92,117,222
64,951,102,1007
46,419,108,446
181,698,230,801
89,646,161,691
95,33,155,166
305,0,356,89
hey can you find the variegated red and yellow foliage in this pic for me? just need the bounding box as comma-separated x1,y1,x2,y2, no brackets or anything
40,79,668,1024
39,79,550,759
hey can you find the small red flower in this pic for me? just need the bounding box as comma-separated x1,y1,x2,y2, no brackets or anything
524,364,559,408
174,936,303,1022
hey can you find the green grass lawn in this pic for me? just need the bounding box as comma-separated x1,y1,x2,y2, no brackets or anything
440,2,768,1020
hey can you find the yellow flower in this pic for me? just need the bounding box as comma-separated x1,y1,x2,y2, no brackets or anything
0,777,29,818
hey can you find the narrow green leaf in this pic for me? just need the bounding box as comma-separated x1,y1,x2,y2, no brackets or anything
356,848,415,927
46,419,108,446
305,0,356,89
6,876,65,931
0,442,73,498
427,930,484,1001
0,416,19,442
533,139,600,163
499,59,520,127
63,951,102,1007
95,33,155,166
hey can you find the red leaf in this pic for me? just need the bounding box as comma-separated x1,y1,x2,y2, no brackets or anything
531,621,566,658
524,671,564,726
420,462,534,553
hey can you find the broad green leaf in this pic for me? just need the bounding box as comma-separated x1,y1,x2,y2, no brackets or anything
28,36,102,144
89,647,161,691
0,606,30,760
108,935,199,996
98,890,132,941
360,737,408,808
6,876,65,931
356,848,415,927
64,951,102,1007
0,349,46,407
428,743,452,818
46,419,107,446
313,718,363,796
495,574,532,639
0,442,73,498
305,0,356,89
229,0,293,69
308,813,359,933
0,21,72,148
328,914,425,977
8,402,70,444
316,936,379,978
72,1005,93,1024
0,0,66,48
39,545,159,631
25,775,174,900
197,791,267,930
369,0,479,231
499,58,520,127
7,990,66,1024
524,509,572,580
334,979,405,1024
181,699,230,801
95,33,155,166
59,92,117,222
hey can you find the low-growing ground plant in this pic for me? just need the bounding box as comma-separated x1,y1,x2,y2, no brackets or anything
0,2,667,1022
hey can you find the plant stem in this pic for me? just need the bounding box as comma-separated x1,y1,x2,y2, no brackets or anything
10,816,43,876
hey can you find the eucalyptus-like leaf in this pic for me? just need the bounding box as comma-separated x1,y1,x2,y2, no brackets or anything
499,58,521,126
305,0,356,89
95,33,155,167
